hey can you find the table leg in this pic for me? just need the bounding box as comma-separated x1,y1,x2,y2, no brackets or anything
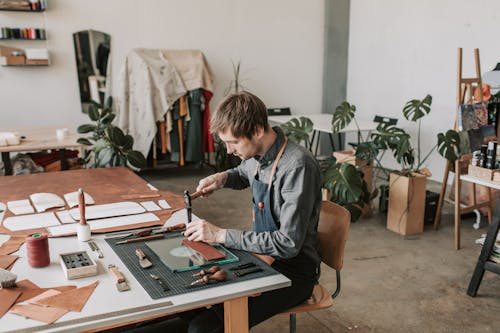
60,149,68,170
454,160,461,250
467,205,500,296
1,152,12,176
224,296,248,333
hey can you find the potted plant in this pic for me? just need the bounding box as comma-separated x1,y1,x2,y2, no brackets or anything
77,98,146,169
371,95,460,235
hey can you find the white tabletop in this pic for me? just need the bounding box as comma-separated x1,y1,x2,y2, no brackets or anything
269,114,375,134
461,174,500,190
0,127,82,153
1,209,290,333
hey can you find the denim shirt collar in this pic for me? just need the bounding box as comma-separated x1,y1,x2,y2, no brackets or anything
256,126,286,167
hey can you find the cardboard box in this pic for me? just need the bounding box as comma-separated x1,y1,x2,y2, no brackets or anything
387,172,426,235
25,58,49,65
468,165,496,181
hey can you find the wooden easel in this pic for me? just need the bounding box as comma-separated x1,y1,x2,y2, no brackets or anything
433,48,493,250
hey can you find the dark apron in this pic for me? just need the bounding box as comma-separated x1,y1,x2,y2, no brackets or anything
252,137,319,283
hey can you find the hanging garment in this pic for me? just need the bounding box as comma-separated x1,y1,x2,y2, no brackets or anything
117,49,186,157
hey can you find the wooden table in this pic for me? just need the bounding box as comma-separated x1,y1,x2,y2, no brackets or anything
269,114,375,156
0,127,83,175
0,168,290,333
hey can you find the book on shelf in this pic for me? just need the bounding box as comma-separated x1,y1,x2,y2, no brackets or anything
474,102,489,128
480,124,497,144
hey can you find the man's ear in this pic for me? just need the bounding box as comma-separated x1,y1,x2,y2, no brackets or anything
254,126,265,139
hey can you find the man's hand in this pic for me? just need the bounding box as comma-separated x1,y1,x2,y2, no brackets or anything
184,220,227,244
196,172,228,197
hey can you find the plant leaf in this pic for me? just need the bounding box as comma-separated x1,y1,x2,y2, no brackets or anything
122,135,134,150
402,94,432,122
107,126,126,145
324,163,363,204
77,124,96,134
97,147,113,167
355,142,379,162
88,104,100,121
332,102,356,132
76,138,92,146
437,130,461,162
127,150,146,168
280,117,313,145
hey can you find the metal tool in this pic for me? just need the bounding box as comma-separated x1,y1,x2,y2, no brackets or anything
229,262,256,271
107,223,186,240
115,234,164,245
190,269,227,286
108,264,130,292
192,265,220,277
183,190,202,224
88,240,104,259
150,273,170,291
135,248,153,269
234,267,264,277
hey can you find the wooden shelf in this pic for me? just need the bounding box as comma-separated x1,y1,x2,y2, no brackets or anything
1,63,48,67
0,37,46,40
0,8,45,12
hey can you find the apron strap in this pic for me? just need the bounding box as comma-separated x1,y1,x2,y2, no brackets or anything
267,137,288,192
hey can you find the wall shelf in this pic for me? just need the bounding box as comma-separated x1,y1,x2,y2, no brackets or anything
0,8,45,12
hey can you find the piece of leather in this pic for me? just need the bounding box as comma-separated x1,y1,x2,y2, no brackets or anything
0,288,21,319
27,289,61,305
9,303,68,324
0,168,185,237
0,254,18,270
182,239,225,260
0,236,26,255
15,279,76,303
36,281,99,312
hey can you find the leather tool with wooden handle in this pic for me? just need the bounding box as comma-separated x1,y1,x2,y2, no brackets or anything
108,264,130,292
135,248,152,269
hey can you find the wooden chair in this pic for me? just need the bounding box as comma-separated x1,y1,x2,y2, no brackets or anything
281,200,351,333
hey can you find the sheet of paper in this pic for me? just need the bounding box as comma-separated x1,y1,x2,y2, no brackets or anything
63,191,95,208
139,201,161,211
68,201,146,220
3,212,60,231
56,210,76,224
47,224,77,237
7,200,34,215
29,193,65,213
158,199,172,209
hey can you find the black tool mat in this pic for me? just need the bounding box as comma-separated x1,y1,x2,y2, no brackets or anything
105,235,281,300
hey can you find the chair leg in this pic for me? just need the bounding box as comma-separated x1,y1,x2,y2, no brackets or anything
289,313,296,333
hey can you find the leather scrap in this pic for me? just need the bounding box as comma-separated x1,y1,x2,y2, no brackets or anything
27,289,61,305
182,239,225,260
15,279,76,303
36,281,99,312
0,288,21,319
9,303,68,324
0,254,18,270
0,236,25,256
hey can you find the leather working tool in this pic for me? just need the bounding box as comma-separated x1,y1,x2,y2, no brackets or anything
234,267,264,277
229,262,256,271
108,264,130,292
135,248,152,268
107,223,186,240
88,241,103,259
192,265,220,277
183,190,201,224
114,234,164,245
150,273,170,291
190,269,227,286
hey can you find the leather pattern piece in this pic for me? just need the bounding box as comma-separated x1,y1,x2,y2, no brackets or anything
9,303,68,324
0,254,18,270
182,239,225,260
14,279,76,303
27,289,61,305
0,236,25,256
36,281,99,312
0,288,21,319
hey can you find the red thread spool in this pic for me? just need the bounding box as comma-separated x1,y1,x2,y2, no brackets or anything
26,233,50,268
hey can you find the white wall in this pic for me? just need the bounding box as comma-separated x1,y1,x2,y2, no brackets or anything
348,0,500,181
0,0,324,130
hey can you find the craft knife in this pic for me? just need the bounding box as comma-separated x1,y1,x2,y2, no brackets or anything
150,273,170,291
234,268,264,277
229,262,257,271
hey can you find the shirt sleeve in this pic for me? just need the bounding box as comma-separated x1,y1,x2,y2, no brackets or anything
224,158,320,259
224,160,252,190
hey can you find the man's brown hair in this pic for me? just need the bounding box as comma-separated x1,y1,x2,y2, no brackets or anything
210,91,269,139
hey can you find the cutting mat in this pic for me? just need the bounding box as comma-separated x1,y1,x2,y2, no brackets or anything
105,234,280,300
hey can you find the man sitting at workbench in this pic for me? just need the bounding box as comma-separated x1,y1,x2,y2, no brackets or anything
181,91,323,332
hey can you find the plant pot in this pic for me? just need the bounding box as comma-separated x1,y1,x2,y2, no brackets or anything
387,172,426,235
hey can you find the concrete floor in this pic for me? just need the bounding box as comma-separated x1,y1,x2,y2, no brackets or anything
141,166,500,333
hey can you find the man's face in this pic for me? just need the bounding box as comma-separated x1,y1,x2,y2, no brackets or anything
218,128,262,160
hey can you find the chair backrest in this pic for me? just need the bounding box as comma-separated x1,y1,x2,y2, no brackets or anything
318,200,351,271
373,115,397,126
267,107,291,116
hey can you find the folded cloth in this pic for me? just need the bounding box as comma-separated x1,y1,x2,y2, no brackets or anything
0,132,21,146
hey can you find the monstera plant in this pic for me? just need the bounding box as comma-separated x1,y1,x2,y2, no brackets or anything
77,98,146,169
280,117,313,147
